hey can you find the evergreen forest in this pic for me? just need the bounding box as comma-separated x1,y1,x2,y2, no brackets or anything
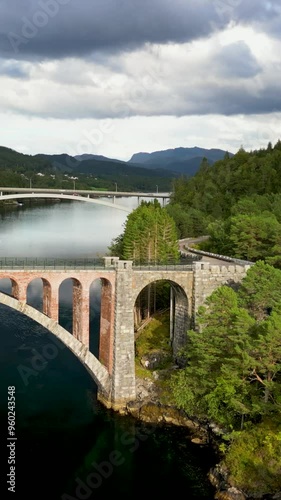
109,143,281,497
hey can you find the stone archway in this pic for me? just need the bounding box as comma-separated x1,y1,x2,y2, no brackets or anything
89,278,114,374
59,277,83,341
0,277,20,299
26,277,52,316
133,278,190,359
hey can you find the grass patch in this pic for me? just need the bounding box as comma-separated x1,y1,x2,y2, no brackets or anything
135,310,174,381
135,364,154,379
135,310,171,358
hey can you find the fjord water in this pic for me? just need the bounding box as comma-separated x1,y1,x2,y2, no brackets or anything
0,200,215,499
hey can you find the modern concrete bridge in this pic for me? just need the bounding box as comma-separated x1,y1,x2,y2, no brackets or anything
0,187,170,210
0,256,251,409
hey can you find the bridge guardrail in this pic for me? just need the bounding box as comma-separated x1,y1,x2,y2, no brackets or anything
184,246,253,266
0,256,201,270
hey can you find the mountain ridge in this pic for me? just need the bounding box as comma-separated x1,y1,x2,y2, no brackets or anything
0,144,234,190
129,146,233,175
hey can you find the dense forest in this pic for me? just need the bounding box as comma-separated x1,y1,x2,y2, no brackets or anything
167,141,281,266
166,142,281,495
109,199,179,263
109,145,281,497
172,262,281,496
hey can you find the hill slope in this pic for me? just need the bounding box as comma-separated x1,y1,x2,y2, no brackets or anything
129,146,233,175
0,147,178,191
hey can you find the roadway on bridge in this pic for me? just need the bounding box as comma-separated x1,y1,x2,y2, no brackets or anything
0,187,170,199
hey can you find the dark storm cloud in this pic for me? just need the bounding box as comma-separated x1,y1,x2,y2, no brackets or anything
173,82,281,117
233,0,281,25
0,0,245,60
214,41,262,78
0,0,280,121
222,0,281,39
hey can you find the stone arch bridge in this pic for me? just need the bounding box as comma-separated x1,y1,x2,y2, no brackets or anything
0,256,251,409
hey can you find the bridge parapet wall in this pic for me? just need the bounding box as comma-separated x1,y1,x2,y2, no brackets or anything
182,242,253,266
192,261,252,316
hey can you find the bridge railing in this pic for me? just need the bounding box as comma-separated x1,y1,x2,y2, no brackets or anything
0,254,202,270
0,257,106,270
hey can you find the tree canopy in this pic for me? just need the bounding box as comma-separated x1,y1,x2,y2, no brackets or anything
171,262,281,431
109,200,180,264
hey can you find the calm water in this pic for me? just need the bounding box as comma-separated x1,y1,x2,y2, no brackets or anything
0,199,215,499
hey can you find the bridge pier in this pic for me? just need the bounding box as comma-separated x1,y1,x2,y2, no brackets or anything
73,279,83,342
99,279,114,373
43,280,51,316
13,281,26,302
49,284,59,322
109,260,136,409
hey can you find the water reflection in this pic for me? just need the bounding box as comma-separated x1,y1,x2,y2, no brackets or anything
0,198,138,257
0,198,216,500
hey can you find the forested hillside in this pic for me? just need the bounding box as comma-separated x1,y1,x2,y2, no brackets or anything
167,141,281,265
162,143,281,496
0,146,176,192
172,262,281,497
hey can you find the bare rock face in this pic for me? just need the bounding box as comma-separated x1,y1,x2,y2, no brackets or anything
140,350,171,370
125,378,207,443
209,466,246,500
215,488,246,500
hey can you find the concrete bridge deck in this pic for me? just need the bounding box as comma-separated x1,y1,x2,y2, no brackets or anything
0,186,170,199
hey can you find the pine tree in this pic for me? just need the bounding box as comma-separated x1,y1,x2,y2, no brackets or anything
110,200,179,264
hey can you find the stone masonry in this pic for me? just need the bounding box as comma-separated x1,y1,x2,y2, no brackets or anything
0,258,251,409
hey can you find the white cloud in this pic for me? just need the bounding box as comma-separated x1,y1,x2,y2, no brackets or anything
0,1,281,158
1,112,281,161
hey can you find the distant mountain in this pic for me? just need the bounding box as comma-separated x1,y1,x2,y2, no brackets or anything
37,153,79,172
129,147,233,175
37,152,178,191
0,143,234,192
0,146,52,171
75,153,124,164
39,153,176,178
73,157,175,178
0,146,178,191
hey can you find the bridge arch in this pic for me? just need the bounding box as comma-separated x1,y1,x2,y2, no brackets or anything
133,278,191,358
27,277,52,316
0,193,130,212
59,277,83,342
0,277,20,299
97,277,114,374
0,292,110,395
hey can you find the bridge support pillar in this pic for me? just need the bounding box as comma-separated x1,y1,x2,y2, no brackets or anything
43,281,51,316
50,285,59,322
99,280,114,373
13,282,26,302
73,280,83,343
108,260,136,409
80,287,90,348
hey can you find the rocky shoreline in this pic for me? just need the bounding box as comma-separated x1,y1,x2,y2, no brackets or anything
118,377,280,500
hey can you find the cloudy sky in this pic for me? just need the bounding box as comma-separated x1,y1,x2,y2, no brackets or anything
0,0,281,160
